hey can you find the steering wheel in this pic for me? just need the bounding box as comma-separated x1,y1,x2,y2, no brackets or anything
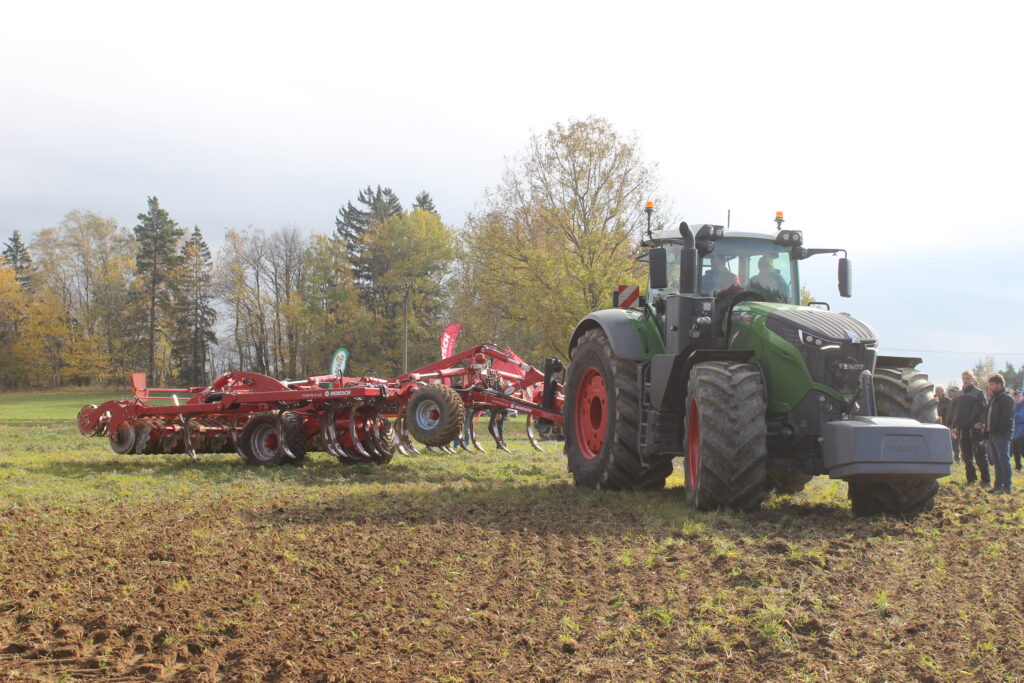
723,290,768,338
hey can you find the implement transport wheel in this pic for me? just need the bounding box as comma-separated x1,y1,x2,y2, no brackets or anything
684,361,767,511
240,412,308,467
406,384,465,447
108,419,139,455
564,328,670,490
873,367,939,423
847,479,938,515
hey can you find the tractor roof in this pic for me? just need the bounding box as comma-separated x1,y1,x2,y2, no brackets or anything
646,227,778,244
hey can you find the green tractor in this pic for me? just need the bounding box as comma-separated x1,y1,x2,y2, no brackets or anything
563,212,952,514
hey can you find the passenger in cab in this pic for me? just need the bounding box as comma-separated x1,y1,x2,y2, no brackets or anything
748,256,789,298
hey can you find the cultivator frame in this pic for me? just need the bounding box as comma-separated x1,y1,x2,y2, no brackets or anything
77,345,564,465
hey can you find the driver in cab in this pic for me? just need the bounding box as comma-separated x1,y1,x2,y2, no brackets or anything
748,256,788,298
703,254,741,295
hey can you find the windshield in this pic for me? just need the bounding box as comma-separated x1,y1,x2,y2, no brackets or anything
648,238,800,305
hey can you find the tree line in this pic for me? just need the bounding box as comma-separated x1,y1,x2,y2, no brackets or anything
0,117,662,390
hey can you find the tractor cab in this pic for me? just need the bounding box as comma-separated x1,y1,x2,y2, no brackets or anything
643,215,850,348
648,234,800,306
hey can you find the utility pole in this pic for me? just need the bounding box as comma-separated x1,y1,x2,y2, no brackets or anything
403,288,410,373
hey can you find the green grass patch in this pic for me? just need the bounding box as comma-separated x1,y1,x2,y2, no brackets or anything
0,388,122,422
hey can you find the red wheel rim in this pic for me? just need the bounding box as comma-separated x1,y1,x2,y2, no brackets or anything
575,367,608,460
265,433,279,451
687,398,700,488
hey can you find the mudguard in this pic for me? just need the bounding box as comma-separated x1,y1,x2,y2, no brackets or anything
568,309,648,361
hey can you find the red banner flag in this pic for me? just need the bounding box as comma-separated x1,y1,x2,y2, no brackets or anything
440,323,462,359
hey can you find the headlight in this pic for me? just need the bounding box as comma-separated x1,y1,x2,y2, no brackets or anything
798,329,842,349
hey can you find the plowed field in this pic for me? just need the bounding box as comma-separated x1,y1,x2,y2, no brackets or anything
1,414,1023,681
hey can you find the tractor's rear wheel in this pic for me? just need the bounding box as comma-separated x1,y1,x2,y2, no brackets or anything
848,479,938,515
240,412,308,466
564,328,670,490
684,362,767,511
406,384,465,447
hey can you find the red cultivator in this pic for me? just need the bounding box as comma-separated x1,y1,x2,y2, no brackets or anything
76,345,564,466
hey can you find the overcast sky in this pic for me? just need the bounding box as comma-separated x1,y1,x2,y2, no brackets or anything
2,0,1022,385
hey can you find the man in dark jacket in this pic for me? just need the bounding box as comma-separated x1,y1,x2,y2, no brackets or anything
948,387,961,462
984,375,1015,494
1013,390,1024,472
950,371,989,486
936,386,952,425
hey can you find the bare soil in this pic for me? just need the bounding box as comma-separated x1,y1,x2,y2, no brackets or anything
1,427,1023,681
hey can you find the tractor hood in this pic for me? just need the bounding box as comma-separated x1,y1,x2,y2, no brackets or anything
734,302,879,397
762,306,878,347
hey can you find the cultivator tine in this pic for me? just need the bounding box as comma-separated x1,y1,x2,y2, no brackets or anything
348,411,372,459
397,415,420,455
469,409,487,452
181,416,198,460
525,414,544,452
321,405,344,460
229,418,245,459
489,411,512,453
394,416,412,456
365,414,385,459
458,414,473,452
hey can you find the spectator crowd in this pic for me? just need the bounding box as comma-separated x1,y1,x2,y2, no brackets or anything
936,370,1023,495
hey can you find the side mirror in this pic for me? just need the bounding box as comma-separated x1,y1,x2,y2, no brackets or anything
838,257,852,298
649,247,668,290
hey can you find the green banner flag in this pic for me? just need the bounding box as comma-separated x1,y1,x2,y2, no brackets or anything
330,347,349,376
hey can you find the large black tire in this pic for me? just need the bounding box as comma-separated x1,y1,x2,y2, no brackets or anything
873,367,938,423
564,328,671,490
240,412,308,466
848,479,938,515
856,366,940,514
683,362,767,511
406,384,465,447
765,468,813,495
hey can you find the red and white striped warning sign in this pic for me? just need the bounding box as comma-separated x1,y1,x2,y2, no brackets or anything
616,285,640,308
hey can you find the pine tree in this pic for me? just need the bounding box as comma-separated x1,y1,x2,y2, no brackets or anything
334,185,402,287
2,231,32,290
413,191,437,213
134,196,184,380
172,226,217,386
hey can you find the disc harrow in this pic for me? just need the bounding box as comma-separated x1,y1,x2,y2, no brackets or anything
77,345,565,466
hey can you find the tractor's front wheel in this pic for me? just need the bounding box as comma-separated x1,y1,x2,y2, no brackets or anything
684,361,767,511
564,328,670,490
847,479,938,515
873,367,938,423
859,366,940,514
